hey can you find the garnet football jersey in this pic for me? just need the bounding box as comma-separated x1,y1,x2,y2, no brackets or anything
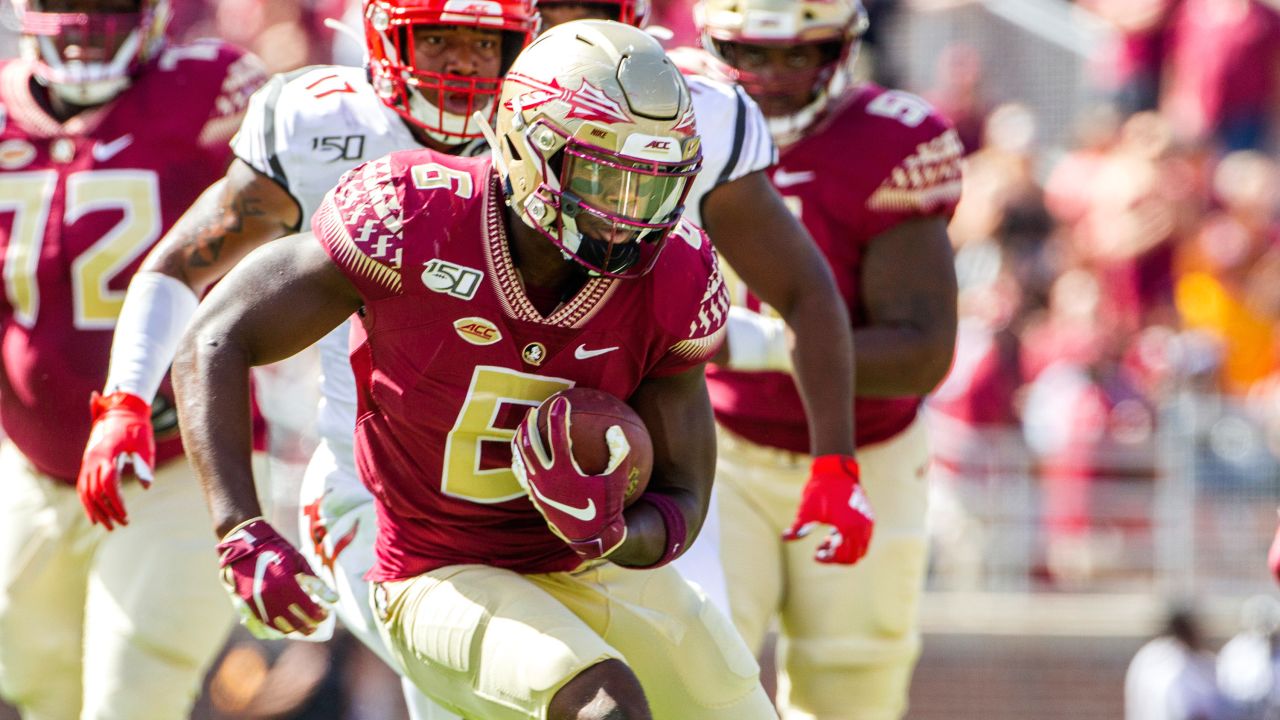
0,42,266,481
707,83,965,452
232,65,771,522
312,150,728,580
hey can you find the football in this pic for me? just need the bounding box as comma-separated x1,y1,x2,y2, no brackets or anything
535,387,653,505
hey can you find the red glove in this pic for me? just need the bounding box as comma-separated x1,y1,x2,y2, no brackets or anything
217,518,337,639
1268,512,1280,584
783,454,875,565
511,396,632,560
77,391,155,530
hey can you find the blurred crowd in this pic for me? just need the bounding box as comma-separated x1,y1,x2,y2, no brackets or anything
922,0,1280,591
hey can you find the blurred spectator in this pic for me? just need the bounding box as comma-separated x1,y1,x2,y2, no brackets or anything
1175,151,1280,395
1079,0,1179,114
1216,595,1280,718
1162,0,1280,152
1126,607,1230,720
924,42,992,154
1022,269,1160,586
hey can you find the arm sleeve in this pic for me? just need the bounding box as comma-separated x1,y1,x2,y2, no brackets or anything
103,271,201,401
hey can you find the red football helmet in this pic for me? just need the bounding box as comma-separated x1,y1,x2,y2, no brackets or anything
536,0,650,28
365,0,539,146
15,0,170,106
695,0,868,146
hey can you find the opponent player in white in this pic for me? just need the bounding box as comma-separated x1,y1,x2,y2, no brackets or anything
0,1,266,718
77,0,859,713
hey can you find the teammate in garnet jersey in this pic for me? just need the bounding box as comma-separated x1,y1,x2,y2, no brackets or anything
173,21,776,720
688,0,963,717
0,1,266,718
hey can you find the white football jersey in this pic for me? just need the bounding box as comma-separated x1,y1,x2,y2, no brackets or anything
683,74,777,226
232,64,775,509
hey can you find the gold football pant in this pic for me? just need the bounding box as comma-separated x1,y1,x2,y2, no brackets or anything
374,561,777,720
0,441,234,720
717,418,931,720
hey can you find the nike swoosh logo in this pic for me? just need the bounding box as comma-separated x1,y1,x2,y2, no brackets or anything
528,480,598,521
92,134,133,162
574,344,618,360
772,169,815,188
252,550,283,622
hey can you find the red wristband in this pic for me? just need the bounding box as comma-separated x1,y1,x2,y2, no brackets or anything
811,453,860,481
630,493,687,569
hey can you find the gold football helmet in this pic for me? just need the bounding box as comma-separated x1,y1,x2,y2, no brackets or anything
483,20,702,278
695,0,868,146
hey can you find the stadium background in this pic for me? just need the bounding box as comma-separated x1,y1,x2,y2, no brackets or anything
5,0,1280,717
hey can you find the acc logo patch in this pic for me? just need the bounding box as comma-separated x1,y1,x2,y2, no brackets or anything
522,342,547,366
0,139,35,170
454,317,502,346
422,258,483,300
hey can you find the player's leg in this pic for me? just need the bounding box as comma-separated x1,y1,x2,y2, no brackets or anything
778,418,931,720
373,564,638,720
82,456,235,720
0,442,92,720
298,439,463,720
535,562,776,720
714,428,796,654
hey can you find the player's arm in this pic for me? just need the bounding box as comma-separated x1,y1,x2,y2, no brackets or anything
173,231,357,538
608,365,718,568
172,232,354,637
701,170,856,457
854,216,957,396
142,159,302,293
77,160,300,530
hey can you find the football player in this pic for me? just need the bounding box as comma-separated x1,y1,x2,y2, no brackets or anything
76,1,537,717
0,1,266,718
173,20,777,720
528,0,872,613
81,0,856,668
687,0,963,717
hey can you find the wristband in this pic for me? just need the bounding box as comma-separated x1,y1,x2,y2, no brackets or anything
630,493,687,569
811,453,861,481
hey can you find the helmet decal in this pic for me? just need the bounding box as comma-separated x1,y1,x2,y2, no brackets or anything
505,73,633,126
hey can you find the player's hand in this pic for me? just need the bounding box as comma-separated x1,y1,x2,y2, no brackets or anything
783,454,875,565
511,396,631,560
1268,511,1280,584
217,518,337,639
77,391,156,531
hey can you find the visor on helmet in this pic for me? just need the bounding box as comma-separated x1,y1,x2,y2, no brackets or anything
529,121,701,278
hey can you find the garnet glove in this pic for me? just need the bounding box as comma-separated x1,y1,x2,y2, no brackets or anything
511,396,632,560
217,518,337,639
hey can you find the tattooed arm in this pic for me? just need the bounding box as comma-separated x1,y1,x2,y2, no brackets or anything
141,159,301,294
76,160,302,527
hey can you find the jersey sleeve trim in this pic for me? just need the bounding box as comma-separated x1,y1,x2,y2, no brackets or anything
259,76,290,189
313,200,404,295
866,127,965,216
713,87,749,188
